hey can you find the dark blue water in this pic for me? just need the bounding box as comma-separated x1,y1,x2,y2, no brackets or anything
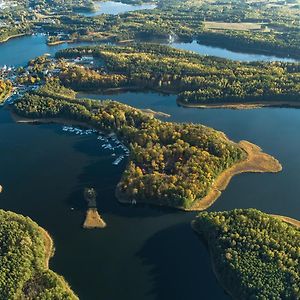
0,34,300,300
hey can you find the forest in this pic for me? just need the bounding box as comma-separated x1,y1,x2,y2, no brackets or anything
193,209,300,299
56,44,300,105
0,80,12,104
1,0,300,57
13,81,245,209
38,0,300,58
0,209,77,300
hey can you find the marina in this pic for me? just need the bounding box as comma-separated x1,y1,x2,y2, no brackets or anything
62,125,129,165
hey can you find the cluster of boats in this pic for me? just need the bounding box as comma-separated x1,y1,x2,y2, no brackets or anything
62,126,97,135
98,135,129,165
62,126,129,166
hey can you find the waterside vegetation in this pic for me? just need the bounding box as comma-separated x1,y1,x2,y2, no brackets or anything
56,44,300,107
0,209,78,299
193,209,300,299
12,81,281,209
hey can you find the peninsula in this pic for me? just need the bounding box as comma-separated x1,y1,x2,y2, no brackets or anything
12,81,281,210
56,44,300,109
192,209,300,299
0,209,78,299
83,188,106,229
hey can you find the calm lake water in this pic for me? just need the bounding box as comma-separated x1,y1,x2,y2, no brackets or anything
1,34,300,300
171,40,298,62
79,1,156,16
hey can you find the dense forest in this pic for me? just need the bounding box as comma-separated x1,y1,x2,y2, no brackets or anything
13,81,245,209
38,0,300,58
0,80,12,104
193,209,300,299
56,44,300,105
0,209,77,299
1,0,300,57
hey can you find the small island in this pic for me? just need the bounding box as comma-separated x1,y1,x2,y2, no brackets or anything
0,209,78,299
83,187,106,229
12,81,281,210
192,209,300,299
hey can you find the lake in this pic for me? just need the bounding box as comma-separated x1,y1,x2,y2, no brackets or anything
1,33,300,300
79,1,156,16
171,40,298,62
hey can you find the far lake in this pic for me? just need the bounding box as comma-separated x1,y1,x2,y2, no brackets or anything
171,40,298,62
79,1,157,16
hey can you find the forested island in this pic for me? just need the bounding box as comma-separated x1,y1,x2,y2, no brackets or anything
193,209,300,299
12,81,281,209
56,44,300,107
0,209,77,299
0,80,12,104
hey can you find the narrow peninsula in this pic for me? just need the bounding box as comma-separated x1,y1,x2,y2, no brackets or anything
83,188,106,229
192,209,300,299
12,81,281,210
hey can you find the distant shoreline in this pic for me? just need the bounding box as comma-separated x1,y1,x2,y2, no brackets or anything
177,99,300,110
0,33,27,43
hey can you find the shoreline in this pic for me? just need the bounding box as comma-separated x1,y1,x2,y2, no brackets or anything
0,33,27,43
47,39,74,46
191,221,236,300
177,99,300,110
83,208,106,229
191,212,300,300
118,140,282,211
272,214,300,229
187,141,282,211
38,226,54,269
38,225,78,298
12,114,282,212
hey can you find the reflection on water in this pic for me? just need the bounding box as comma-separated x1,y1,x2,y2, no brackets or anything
79,1,156,16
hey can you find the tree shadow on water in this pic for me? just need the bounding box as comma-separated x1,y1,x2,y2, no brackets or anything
136,222,230,300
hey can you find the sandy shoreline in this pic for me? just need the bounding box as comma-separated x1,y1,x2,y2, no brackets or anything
38,226,54,269
187,141,282,211
177,99,300,110
83,208,106,229
12,113,282,212
272,214,300,229
0,33,27,43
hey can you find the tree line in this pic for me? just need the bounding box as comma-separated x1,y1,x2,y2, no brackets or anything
13,80,245,209
193,209,300,299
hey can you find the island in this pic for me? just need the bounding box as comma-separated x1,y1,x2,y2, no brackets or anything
192,209,300,299
55,44,300,109
83,187,106,229
11,81,281,210
0,209,78,299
